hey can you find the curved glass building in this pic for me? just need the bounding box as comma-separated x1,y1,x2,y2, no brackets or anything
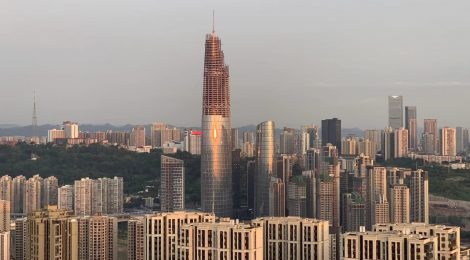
255,121,276,217
200,29,232,217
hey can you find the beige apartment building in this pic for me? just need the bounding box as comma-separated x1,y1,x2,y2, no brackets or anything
77,215,117,260
252,216,330,260
143,211,330,260
342,230,438,260
0,200,10,232
144,211,217,260
374,223,461,259
178,219,263,260
27,206,78,260
391,185,410,224
128,218,145,260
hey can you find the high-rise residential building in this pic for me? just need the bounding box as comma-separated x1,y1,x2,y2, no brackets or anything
106,130,130,146
321,118,342,154
365,166,388,230
200,27,232,217
12,218,27,260
424,119,438,154
357,138,374,157
74,177,123,216
287,176,307,217
100,177,124,214
42,176,58,207
277,155,294,184
0,176,12,213
150,122,182,148
317,163,341,230
364,129,382,155
77,215,118,260
342,193,365,232
382,127,394,161
441,127,457,156
128,218,144,260
183,130,202,155
372,196,390,227
63,121,79,138
0,200,10,233
394,128,408,158
255,121,277,217
26,206,78,259
342,136,359,156
231,128,240,150
24,175,42,214
269,177,285,217
391,185,410,224
150,122,166,147
0,232,9,260
456,126,464,154
241,140,255,157
422,132,435,155
58,185,74,211
130,125,146,147
12,175,26,214
241,131,256,157
160,155,185,212
144,211,216,260
408,170,429,223
302,170,320,219
305,148,320,171
74,177,98,216
47,128,65,143
300,125,315,154
388,95,403,129
374,223,461,259
280,127,296,154
464,128,469,151
319,179,334,224
342,230,438,260
252,217,330,260
243,131,256,143
405,106,417,150
178,219,263,260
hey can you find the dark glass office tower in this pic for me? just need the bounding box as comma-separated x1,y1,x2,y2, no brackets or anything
321,118,342,153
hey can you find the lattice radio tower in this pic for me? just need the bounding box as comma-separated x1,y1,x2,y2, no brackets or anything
31,90,38,143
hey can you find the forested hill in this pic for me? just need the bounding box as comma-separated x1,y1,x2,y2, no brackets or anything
383,158,470,201
0,143,201,203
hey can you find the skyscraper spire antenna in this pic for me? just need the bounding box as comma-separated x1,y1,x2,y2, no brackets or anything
212,10,215,33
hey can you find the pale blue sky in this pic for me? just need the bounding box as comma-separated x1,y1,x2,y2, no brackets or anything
1,0,469,128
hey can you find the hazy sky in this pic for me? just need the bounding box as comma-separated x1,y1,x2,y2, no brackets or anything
2,0,470,129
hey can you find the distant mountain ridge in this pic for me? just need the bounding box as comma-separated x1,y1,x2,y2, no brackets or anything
0,123,365,138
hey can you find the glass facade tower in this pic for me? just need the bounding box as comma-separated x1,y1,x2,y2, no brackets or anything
200,29,233,217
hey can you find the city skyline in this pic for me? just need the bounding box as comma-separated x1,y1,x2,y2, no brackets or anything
2,1,470,128
1,2,470,259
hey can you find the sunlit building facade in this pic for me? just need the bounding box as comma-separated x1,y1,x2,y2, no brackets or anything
200,28,233,217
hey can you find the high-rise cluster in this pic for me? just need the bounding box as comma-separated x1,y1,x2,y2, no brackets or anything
11,206,118,260
74,177,124,216
0,174,123,219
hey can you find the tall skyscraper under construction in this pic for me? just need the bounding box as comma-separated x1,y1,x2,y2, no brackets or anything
200,21,233,217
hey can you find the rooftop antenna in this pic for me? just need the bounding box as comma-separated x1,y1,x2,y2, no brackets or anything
32,90,38,143
212,10,215,33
